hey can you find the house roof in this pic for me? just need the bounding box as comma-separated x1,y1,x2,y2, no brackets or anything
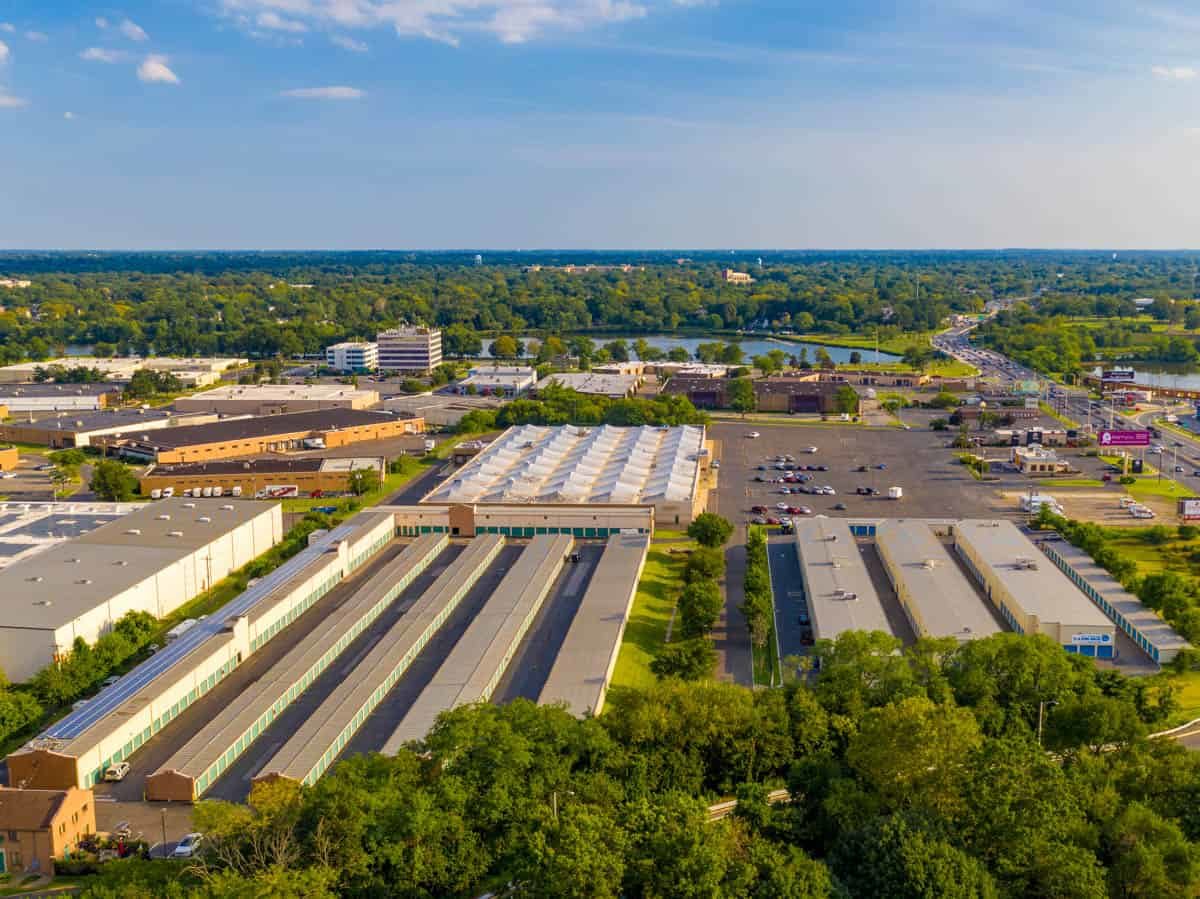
0,787,70,830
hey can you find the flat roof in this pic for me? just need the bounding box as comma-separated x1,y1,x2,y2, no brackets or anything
147,459,325,476
0,384,118,398
537,373,639,395
538,533,648,716
794,518,891,641
11,409,197,433
1044,540,1189,654
150,534,448,785
382,393,503,411
384,535,572,749
256,535,505,783
424,424,704,506
875,520,1002,641
0,500,277,631
122,409,414,449
180,384,379,403
42,521,358,744
952,520,1112,629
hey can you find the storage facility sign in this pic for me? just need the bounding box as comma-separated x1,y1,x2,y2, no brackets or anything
257,484,299,499
1098,429,1150,447
1070,633,1113,645
1180,499,1200,521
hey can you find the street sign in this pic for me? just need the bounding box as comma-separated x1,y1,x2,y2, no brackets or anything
1180,499,1200,521
1098,429,1150,447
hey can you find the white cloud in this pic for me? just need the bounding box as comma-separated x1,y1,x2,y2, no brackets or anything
280,85,365,99
331,34,368,52
81,47,126,63
120,19,148,42
95,17,109,29
138,54,180,84
63,111,75,119
0,91,27,108
0,40,8,64
0,23,13,33
1152,64,1197,80
256,11,308,33
218,0,647,45
25,31,47,42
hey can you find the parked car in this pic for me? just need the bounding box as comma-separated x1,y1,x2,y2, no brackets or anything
104,762,131,782
855,465,869,472
746,432,761,439
775,502,789,510
173,834,203,859
803,446,818,454
751,516,768,525
832,502,848,511
751,505,768,513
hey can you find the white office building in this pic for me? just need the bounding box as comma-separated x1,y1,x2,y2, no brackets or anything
325,342,379,373
376,327,442,374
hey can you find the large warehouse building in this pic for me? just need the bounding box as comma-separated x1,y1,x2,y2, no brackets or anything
174,384,381,416
99,409,423,464
139,457,385,499
423,424,709,526
0,409,217,449
0,383,119,414
0,499,283,681
874,520,1003,643
793,518,891,642
952,519,1117,657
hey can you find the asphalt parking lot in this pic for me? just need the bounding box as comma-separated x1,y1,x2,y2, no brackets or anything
708,419,1007,526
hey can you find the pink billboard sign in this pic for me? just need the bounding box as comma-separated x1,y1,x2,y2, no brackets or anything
1098,429,1150,447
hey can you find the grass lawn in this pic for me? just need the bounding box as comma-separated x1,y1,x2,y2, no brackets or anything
610,539,693,691
794,330,935,355
1126,477,1196,501
1155,670,1200,728
280,455,437,514
1103,528,1200,578
1051,478,1107,488
752,615,782,688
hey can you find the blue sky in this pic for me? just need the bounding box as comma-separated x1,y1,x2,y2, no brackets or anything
1,1,1199,249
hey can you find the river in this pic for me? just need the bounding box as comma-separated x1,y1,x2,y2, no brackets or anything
478,334,900,365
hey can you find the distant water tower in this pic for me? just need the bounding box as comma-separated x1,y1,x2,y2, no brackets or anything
474,254,483,265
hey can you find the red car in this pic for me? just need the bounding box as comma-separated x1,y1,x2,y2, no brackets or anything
751,505,768,514
786,506,804,515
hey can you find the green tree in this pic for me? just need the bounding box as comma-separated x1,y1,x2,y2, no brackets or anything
678,580,723,639
685,546,726,583
346,467,376,496
651,639,717,681
833,385,859,415
728,378,756,416
687,513,734,548
491,335,519,358
90,459,138,501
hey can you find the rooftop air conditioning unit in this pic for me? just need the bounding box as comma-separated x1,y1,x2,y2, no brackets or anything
157,514,171,521
197,516,211,523
183,502,196,509
168,530,184,537
125,528,141,536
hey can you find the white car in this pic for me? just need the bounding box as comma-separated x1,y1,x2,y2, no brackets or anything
775,502,789,510
745,432,761,439
172,833,203,858
103,761,131,782
803,446,818,454
0,472,16,480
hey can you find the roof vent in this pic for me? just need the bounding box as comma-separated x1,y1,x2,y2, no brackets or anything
167,530,184,537
157,514,171,521
183,502,196,509
114,560,128,566
76,578,92,585
125,528,141,536
27,576,43,582
34,599,51,606
220,504,234,511
197,516,211,523
67,557,80,564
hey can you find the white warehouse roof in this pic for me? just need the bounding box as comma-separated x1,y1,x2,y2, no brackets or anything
423,424,705,507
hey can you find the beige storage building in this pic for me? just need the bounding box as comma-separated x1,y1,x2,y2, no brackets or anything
174,384,381,416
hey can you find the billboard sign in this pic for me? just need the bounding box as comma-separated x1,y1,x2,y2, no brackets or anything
1071,633,1113,646
257,484,299,499
1180,499,1200,521
1098,429,1150,447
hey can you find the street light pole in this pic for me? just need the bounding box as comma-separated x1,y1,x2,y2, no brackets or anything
160,809,167,859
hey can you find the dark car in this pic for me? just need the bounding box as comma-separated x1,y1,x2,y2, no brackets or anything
757,465,767,470
833,502,848,511
816,464,829,472
751,516,768,525
751,504,768,513
855,465,869,472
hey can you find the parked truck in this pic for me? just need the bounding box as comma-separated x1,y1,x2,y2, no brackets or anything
887,486,903,500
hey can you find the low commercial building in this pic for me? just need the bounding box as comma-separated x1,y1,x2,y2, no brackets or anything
660,376,732,409
1041,540,1190,666
592,361,646,377
456,366,537,398
0,357,245,386
0,383,119,414
376,326,442,374
174,384,381,416
536,372,641,398
0,445,16,471
8,513,396,790
793,518,892,642
538,533,648,716
646,362,731,379
0,787,95,875
0,409,217,449
325,341,379,373
385,502,654,538
423,423,707,526
824,370,927,388
381,393,505,429
139,457,385,499
384,534,572,750
951,519,1116,657
1012,445,1071,475
875,520,1002,643
99,408,423,464
0,499,283,682
755,378,858,414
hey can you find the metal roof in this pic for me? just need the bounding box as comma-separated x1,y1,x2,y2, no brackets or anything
383,534,572,750
254,535,505,784
538,533,648,717
793,518,891,641
148,534,448,787
424,424,704,507
875,520,1002,641
40,521,357,743
1043,540,1190,654
952,520,1112,629
124,409,415,449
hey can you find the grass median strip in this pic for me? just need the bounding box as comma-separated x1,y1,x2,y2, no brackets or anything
611,539,693,690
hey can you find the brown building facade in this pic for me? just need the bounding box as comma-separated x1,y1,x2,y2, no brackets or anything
98,409,424,464
139,457,385,498
0,787,95,875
